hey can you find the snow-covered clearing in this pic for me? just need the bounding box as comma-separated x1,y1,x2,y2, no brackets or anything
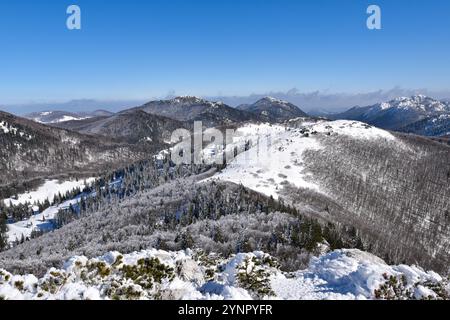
52,116,89,123
206,120,398,199
3,178,96,208
6,197,84,244
3,178,96,244
0,248,446,300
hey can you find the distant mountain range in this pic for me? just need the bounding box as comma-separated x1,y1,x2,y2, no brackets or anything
5,99,144,115
126,96,261,127
237,97,308,122
51,96,310,142
17,95,450,139
331,95,450,136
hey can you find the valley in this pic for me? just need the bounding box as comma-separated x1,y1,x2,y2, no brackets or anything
0,95,449,300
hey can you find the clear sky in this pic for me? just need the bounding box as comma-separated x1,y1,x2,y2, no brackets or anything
0,0,449,104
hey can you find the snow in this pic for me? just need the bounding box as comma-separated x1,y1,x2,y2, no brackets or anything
3,178,96,244
0,248,446,300
272,249,445,300
31,112,90,124
262,96,291,106
53,115,88,123
312,120,396,141
205,120,397,199
376,95,450,113
3,178,96,208
0,121,16,134
0,121,32,140
6,196,82,243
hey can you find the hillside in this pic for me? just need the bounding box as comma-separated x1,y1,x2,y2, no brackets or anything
208,119,450,273
53,110,185,144
399,114,450,137
24,110,114,124
0,111,152,189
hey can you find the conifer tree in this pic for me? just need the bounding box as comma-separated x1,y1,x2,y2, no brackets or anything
0,212,8,251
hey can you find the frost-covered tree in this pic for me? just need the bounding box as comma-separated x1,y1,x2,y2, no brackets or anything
0,212,8,251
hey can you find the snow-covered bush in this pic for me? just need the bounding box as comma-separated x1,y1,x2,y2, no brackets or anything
236,254,277,298
0,248,448,300
374,273,449,300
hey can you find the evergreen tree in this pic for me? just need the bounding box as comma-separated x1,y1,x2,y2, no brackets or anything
0,212,8,251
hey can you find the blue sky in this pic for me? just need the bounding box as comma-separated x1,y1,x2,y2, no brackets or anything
0,0,449,105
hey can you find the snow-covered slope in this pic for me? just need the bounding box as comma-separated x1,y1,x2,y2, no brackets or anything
24,111,90,124
0,248,447,300
4,178,96,244
399,113,450,137
24,110,115,124
207,119,397,199
3,178,95,208
7,197,79,244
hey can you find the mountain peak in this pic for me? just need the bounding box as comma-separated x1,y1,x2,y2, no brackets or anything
380,95,448,113
237,96,308,122
171,96,206,104
259,96,290,105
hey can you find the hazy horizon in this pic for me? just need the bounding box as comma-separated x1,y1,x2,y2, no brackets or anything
2,87,450,116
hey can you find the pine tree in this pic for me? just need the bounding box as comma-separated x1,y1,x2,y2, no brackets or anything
0,212,8,251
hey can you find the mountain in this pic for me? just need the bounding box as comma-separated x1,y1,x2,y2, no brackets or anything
24,110,115,124
332,95,450,134
127,96,260,127
209,119,450,273
399,114,450,137
4,118,449,275
1,103,450,300
0,111,151,188
236,97,308,122
53,110,185,144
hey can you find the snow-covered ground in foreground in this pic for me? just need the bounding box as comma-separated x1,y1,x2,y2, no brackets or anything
3,178,96,208
0,249,447,300
206,120,398,199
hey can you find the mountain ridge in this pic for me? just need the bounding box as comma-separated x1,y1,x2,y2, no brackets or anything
124,96,262,127
332,95,450,135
